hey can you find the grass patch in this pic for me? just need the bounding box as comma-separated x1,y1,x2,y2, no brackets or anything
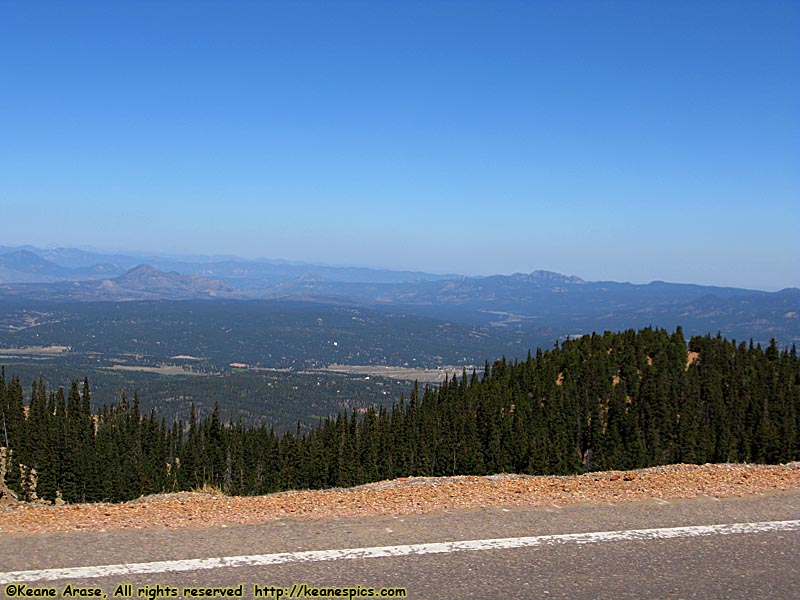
190,482,227,496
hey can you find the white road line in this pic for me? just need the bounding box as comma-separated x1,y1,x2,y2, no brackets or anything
2,520,799,584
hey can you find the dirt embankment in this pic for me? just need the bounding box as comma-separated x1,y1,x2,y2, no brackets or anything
1,463,797,536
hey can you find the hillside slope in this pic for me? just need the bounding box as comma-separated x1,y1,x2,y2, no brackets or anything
1,463,797,535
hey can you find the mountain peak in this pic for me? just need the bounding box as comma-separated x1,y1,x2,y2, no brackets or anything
112,264,239,298
121,263,160,277
1,248,52,264
113,264,174,287
509,270,584,284
0,249,69,278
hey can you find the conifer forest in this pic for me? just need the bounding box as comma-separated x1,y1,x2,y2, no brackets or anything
1,327,798,504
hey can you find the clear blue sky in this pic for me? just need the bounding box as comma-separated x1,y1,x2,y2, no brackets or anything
1,1,797,289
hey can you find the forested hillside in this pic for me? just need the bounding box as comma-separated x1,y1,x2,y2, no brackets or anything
1,327,798,504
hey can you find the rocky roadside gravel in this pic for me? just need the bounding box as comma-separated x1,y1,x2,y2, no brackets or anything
1,463,798,536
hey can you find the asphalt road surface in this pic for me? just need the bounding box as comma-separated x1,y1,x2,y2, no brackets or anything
2,491,799,599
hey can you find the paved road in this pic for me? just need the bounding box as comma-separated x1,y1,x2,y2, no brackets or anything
2,491,799,599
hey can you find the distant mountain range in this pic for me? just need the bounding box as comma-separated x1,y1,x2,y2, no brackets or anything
0,249,121,283
0,246,455,287
0,245,797,347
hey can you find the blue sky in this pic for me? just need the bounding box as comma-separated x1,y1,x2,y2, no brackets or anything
1,1,797,289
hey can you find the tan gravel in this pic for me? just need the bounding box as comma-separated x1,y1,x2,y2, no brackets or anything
1,463,798,536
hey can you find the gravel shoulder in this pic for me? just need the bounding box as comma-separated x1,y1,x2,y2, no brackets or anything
1,463,797,536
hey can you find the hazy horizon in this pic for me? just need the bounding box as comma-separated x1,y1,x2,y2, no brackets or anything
2,1,797,291
3,241,797,292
